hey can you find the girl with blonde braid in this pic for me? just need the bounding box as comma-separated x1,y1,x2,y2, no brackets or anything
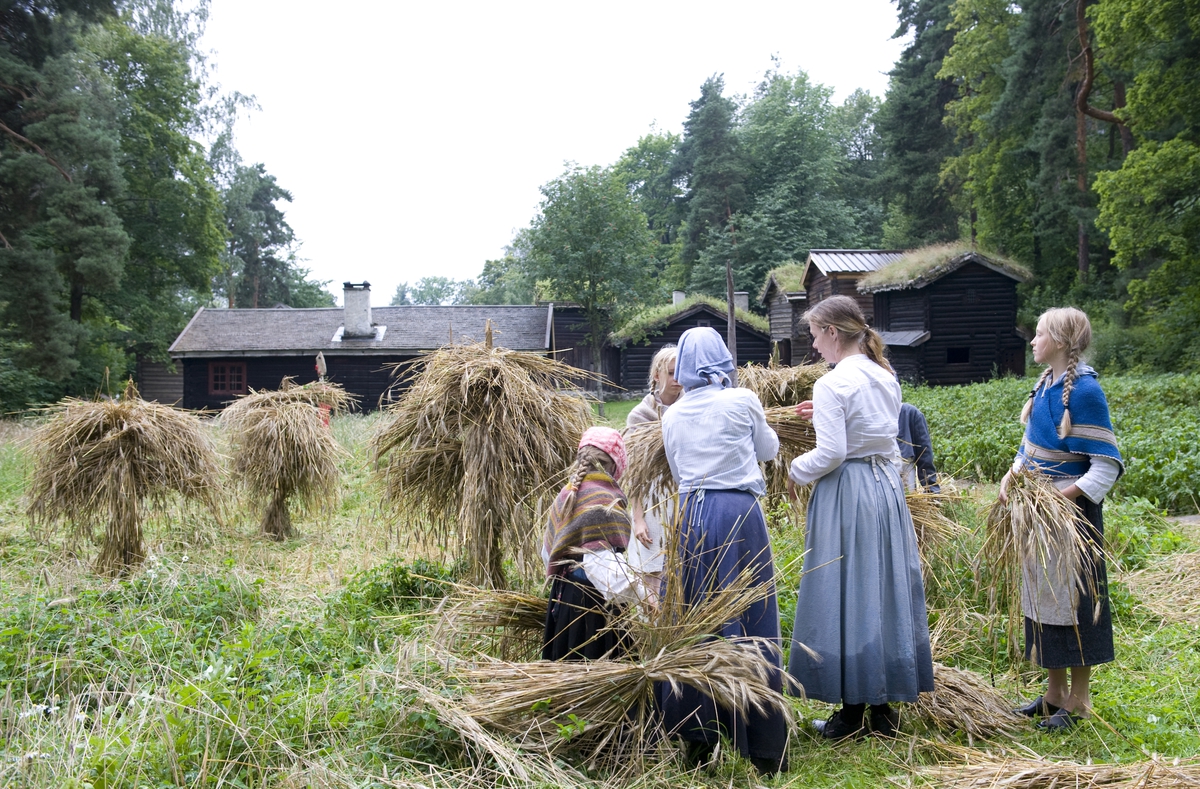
1000,307,1123,730
542,427,650,660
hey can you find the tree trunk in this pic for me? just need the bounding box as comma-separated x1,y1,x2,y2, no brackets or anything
70,280,84,322
260,488,293,541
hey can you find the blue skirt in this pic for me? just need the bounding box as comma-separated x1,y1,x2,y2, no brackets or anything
787,458,934,705
656,489,787,763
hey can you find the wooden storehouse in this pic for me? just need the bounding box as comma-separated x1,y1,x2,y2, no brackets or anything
859,246,1032,384
168,283,557,411
758,264,806,365
794,249,904,361
606,295,772,392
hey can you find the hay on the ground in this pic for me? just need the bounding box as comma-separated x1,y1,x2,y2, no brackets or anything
1124,552,1200,625
220,379,355,540
370,334,597,587
981,468,1104,657
913,662,1024,743
26,380,222,575
919,749,1200,788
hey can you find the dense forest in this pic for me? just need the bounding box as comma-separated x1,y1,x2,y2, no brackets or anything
4,0,1199,412
0,0,331,411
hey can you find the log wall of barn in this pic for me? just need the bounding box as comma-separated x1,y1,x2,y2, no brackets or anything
920,263,1025,385
614,313,772,392
181,355,419,411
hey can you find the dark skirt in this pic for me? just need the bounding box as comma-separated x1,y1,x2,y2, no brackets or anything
542,569,624,661
1024,496,1114,669
788,458,935,705
655,489,788,765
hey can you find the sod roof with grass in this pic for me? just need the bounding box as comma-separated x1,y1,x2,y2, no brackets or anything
858,243,1032,294
757,263,805,303
609,295,769,347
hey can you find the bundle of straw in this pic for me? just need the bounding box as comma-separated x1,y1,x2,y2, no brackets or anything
26,380,222,575
737,362,828,408
621,406,816,505
1125,552,1200,626
912,662,1024,743
443,521,799,769
220,379,355,540
907,489,968,587
920,749,1200,788
433,586,549,661
370,334,597,587
458,637,787,760
982,468,1104,656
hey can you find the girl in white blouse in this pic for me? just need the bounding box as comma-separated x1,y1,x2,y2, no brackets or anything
786,296,934,740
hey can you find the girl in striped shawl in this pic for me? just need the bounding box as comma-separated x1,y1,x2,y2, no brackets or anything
542,427,648,661
1000,307,1123,731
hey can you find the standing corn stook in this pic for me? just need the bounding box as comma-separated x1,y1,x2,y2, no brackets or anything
220,379,354,541
26,380,222,576
1000,307,1123,731
370,338,596,588
658,326,788,778
786,295,935,741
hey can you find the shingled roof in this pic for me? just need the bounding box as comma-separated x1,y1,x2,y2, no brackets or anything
169,305,553,357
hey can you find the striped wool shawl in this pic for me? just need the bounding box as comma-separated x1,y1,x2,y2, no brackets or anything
1018,368,1123,479
543,471,631,577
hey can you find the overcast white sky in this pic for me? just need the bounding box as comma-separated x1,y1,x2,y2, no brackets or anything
201,0,909,306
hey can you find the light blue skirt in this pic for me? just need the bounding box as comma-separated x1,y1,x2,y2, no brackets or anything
787,457,934,705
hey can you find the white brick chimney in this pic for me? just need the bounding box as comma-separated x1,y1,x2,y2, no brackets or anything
342,282,373,338
672,290,686,306
734,291,749,312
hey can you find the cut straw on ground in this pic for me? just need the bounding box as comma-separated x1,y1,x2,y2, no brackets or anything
919,748,1200,788
913,662,1024,743
1124,551,1200,626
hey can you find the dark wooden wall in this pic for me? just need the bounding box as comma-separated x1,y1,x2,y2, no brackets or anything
137,360,183,405
182,355,419,411
767,291,792,341
613,310,772,392
873,262,1025,386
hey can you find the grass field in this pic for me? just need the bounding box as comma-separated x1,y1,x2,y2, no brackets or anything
0,375,1197,787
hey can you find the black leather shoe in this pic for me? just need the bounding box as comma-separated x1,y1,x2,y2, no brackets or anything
813,708,865,741
1014,695,1061,718
1037,708,1081,731
869,704,900,737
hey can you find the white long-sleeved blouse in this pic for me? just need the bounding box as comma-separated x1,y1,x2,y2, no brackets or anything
789,354,902,485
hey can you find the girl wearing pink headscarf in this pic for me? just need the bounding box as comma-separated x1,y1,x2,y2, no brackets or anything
542,427,649,660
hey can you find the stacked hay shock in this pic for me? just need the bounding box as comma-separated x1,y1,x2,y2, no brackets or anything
26,380,222,576
220,379,355,540
370,329,596,588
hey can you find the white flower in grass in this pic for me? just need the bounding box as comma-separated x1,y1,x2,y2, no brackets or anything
74,711,88,724
181,555,189,563
1148,714,1160,724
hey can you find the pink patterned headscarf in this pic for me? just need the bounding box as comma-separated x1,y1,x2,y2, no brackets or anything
578,426,627,481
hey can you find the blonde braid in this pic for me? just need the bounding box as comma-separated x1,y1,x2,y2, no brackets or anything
560,446,613,513
1058,349,1081,439
1020,366,1055,424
